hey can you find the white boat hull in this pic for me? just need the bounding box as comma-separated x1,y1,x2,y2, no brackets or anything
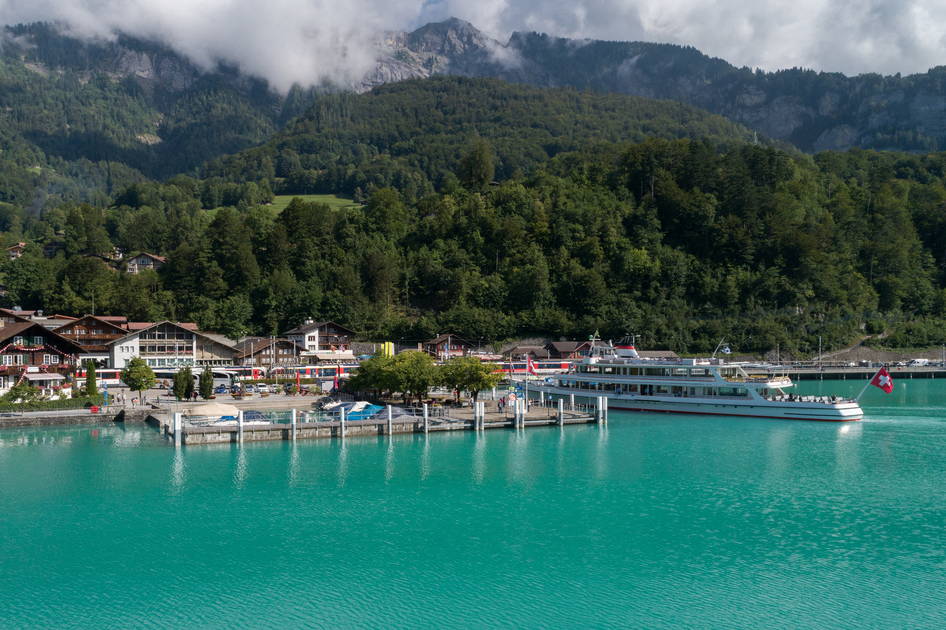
533,387,863,422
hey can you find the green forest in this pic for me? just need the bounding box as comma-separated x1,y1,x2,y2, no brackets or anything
2,57,946,355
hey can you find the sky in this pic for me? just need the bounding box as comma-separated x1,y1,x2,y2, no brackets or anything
1,0,944,91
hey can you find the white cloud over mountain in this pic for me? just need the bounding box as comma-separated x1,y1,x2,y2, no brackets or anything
1,0,944,90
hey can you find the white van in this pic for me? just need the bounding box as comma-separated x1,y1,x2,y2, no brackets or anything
909,358,930,367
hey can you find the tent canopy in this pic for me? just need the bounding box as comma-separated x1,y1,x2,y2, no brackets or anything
186,402,239,417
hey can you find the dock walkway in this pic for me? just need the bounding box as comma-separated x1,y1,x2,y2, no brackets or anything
151,400,603,446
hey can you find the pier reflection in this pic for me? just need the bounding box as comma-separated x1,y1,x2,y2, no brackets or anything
336,440,349,487
288,443,300,487
472,430,486,484
170,448,186,493
420,435,431,481
595,424,609,480
384,437,395,482
233,446,248,489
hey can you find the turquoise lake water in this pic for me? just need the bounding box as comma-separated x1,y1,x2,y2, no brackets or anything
2,380,945,628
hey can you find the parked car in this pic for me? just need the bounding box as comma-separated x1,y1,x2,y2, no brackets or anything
214,385,229,395
230,385,241,394
244,384,257,393
256,383,270,394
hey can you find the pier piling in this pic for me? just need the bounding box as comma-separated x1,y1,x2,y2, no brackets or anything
173,412,182,447
386,405,393,435
238,410,244,442
569,394,575,411
557,399,564,426
423,404,429,434
340,407,347,438
291,409,297,441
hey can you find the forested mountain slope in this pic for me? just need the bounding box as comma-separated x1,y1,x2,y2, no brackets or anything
0,23,321,208
202,76,763,200
372,18,946,154
5,137,946,355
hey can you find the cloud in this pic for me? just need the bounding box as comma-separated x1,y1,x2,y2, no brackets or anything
430,0,946,76
1,0,945,91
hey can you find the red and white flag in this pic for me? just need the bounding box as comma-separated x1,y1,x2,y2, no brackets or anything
333,369,340,391
527,356,538,376
870,367,894,393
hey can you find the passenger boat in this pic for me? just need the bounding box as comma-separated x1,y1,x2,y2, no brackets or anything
532,339,863,422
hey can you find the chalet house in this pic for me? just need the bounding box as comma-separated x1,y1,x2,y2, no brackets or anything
126,252,166,274
235,337,305,367
6,242,26,260
284,321,356,361
503,345,551,360
54,315,130,365
423,334,473,359
0,322,83,395
108,321,236,369
545,341,593,359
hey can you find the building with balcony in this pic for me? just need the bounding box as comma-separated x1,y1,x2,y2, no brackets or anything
284,321,356,361
108,321,236,368
54,315,130,365
0,322,83,395
125,252,166,274
235,337,306,367
423,334,474,360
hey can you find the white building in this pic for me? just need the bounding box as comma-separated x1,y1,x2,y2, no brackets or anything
108,321,236,368
283,320,356,361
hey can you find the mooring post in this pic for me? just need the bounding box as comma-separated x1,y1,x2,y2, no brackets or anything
173,412,182,446
539,390,545,406
491,387,497,401
340,407,347,438
518,399,525,429
387,404,393,435
595,397,602,424
479,401,486,430
291,408,297,441
557,398,564,426
569,393,575,411
603,397,609,424
238,409,244,442
423,403,429,434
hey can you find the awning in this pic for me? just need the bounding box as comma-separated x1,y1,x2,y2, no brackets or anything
24,373,65,381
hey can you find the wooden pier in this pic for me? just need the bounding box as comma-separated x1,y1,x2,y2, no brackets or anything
149,399,604,446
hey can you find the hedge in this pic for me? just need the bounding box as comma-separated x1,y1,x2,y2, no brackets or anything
0,395,105,413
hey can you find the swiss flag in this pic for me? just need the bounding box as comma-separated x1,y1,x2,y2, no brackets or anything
527,357,538,375
870,367,894,393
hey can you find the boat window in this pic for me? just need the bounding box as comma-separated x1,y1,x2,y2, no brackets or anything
691,368,709,377
672,368,688,377
656,385,670,394
585,366,599,374
602,367,614,374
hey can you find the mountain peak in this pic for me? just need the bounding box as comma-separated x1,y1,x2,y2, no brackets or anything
407,17,493,57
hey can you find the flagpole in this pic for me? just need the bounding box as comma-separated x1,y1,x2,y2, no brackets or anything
855,365,884,402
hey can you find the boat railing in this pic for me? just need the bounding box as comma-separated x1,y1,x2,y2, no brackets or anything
766,395,854,404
